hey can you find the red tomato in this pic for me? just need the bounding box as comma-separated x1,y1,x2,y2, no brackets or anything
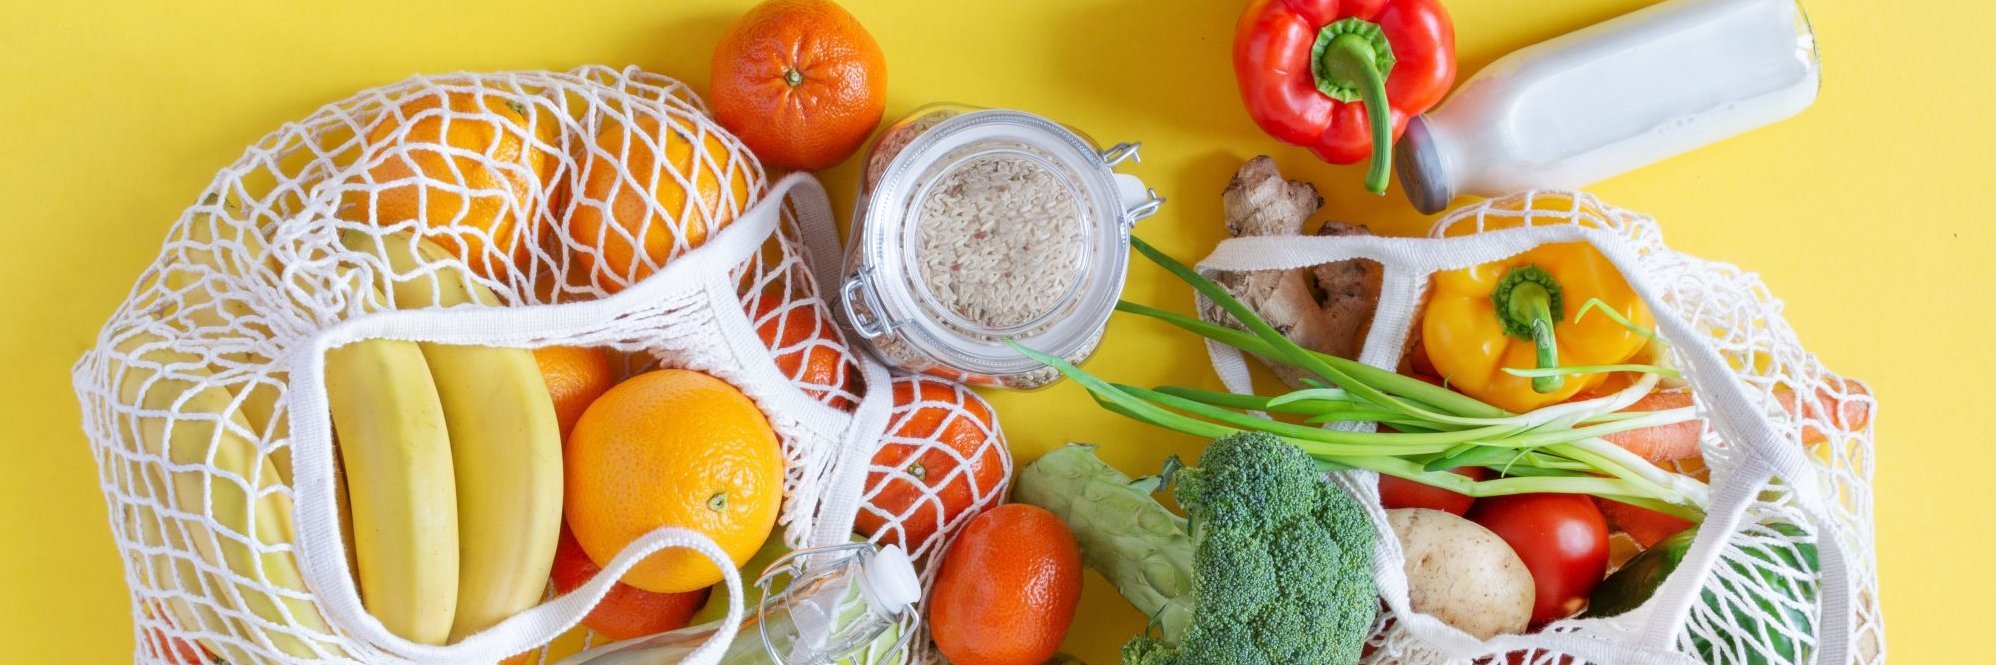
1378,466,1488,515
551,526,710,640
1467,494,1609,627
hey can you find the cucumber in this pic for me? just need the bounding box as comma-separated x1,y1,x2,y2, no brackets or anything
1584,523,1817,665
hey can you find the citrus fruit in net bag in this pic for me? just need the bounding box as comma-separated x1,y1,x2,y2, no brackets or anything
340,87,561,280
748,286,859,410
533,345,619,441
854,375,1010,555
930,504,1082,665
565,369,782,593
564,113,758,293
710,0,887,172
549,525,709,641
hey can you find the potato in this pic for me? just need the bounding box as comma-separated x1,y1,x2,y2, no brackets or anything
1387,508,1534,639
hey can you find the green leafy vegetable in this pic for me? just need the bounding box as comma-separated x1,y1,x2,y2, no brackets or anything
1015,433,1377,665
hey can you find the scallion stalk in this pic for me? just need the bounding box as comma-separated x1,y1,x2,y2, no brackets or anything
1011,238,1711,518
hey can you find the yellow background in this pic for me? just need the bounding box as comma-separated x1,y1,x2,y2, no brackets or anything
2,0,1987,662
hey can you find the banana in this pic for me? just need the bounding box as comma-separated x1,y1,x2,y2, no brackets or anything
339,229,564,642
110,332,343,661
324,324,461,645
163,193,291,479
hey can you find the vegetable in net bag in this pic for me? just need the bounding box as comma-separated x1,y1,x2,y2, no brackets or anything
71,66,1009,665
1192,190,1881,664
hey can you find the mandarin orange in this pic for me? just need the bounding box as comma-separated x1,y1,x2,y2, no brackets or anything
342,89,561,279
565,115,757,293
531,346,618,441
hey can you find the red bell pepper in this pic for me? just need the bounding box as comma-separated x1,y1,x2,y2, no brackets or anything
1234,0,1456,194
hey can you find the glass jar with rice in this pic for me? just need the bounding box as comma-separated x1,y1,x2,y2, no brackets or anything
839,104,1163,389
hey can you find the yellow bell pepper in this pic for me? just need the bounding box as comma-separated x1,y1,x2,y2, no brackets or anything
1421,200,1653,413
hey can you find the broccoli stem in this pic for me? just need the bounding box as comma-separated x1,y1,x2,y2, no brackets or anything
1013,444,1197,646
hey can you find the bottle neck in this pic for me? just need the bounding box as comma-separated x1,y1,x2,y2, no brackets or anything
1395,114,1456,215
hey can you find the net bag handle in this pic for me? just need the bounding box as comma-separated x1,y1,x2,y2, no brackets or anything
1195,218,1851,663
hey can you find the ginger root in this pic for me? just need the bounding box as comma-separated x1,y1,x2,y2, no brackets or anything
1202,156,1382,386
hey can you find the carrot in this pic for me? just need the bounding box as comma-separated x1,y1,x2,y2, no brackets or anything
1601,380,1873,463
1595,498,1694,548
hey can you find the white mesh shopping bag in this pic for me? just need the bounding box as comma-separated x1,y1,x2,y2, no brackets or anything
1195,191,1881,665
67,66,1028,665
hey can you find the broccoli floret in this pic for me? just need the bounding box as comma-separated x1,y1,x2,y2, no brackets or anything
1016,432,1377,665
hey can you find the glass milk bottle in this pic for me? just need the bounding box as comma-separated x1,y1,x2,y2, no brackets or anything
1395,0,1821,214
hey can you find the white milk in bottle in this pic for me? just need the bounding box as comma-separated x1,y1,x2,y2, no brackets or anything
1396,0,1821,213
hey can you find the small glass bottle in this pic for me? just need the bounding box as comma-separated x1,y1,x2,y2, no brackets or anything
559,543,919,665
1395,0,1821,214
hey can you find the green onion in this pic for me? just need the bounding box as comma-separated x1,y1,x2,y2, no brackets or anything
1011,237,1711,518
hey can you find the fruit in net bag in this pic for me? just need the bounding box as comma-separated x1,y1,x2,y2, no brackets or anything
748,285,860,410
339,87,562,280
854,375,1011,556
533,345,619,441
565,369,783,593
565,113,758,293
549,526,709,641
339,230,567,642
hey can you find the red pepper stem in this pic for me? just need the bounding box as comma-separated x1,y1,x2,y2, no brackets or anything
1313,20,1397,195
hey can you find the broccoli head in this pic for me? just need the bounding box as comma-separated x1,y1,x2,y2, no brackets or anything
1016,432,1378,665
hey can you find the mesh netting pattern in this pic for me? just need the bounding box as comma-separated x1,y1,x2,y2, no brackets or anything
855,375,1013,665
71,67,943,664
1197,191,1881,665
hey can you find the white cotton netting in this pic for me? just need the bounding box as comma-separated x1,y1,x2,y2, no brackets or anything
71,67,1002,665
1196,191,1881,665
856,375,1014,665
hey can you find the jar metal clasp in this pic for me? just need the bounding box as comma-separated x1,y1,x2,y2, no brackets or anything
840,269,896,340
1101,142,1165,225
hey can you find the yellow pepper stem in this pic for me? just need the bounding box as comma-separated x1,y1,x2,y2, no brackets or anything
1493,265,1565,393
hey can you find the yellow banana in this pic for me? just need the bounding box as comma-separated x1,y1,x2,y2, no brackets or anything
339,229,563,642
162,193,291,479
323,325,460,645
110,332,342,661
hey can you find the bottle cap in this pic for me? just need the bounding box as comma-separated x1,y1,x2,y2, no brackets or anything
1395,115,1454,215
861,544,922,614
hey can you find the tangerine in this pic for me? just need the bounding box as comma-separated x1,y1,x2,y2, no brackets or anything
342,88,560,279
930,504,1081,665
710,0,887,171
564,114,757,293
549,525,709,641
532,346,618,441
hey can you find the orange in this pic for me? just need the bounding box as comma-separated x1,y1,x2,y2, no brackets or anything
748,287,859,410
549,525,709,640
710,0,887,172
565,369,782,594
565,114,757,294
930,504,1082,665
532,345,618,441
342,88,561,279
854,375,1009,555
